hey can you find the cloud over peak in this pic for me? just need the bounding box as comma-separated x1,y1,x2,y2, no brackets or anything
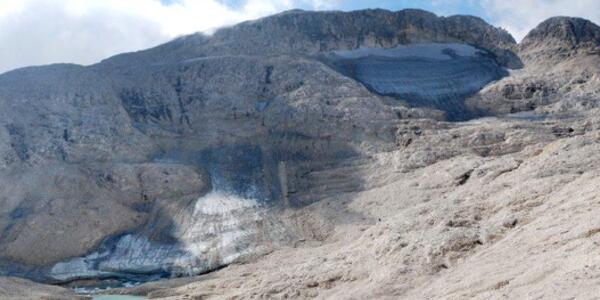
0,0,339,73
0,0,599,74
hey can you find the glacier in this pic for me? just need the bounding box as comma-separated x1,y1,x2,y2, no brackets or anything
322,43,508,120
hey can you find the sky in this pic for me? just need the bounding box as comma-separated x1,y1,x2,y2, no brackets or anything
0,0,599,74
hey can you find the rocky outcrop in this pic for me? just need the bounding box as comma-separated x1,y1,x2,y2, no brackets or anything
520,17,600,63
3,9,474,283
101,111,600,299
0,8,599,299
468,17,600,116
97,9,520,69
0,276,84,300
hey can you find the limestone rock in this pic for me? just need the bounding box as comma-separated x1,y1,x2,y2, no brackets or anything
0,276,84,300
0,8,599,300
468,17,600,116
520,16,600,63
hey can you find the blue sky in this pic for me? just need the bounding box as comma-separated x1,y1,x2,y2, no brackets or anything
1,0,600,73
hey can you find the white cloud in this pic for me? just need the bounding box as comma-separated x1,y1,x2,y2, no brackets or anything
483,0,600,41
0,0,339,74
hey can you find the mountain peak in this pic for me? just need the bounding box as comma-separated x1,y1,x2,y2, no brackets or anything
211,9,520,67
96,8,522,70
522,16,600,50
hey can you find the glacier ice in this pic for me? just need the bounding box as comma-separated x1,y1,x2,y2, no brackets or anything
323,43,508,120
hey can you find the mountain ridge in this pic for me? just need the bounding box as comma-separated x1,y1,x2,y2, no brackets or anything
3,9,598,77
95,8,521,70
0,8,599,299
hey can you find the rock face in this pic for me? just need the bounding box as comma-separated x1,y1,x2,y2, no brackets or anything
116,118,600,299
98,9,520,68
1,8,600,300
468,16,600,115
3,8,517,283
0,276,84,300
520,16,600,62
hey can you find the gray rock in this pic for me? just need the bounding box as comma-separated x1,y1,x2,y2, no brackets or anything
0,9,599,300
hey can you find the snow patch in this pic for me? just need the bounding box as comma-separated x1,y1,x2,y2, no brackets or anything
193,191,258,215
330,43,484,60
49,189,271,282
324,43,507,120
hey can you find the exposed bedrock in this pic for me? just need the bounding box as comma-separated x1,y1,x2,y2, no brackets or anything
3,9,599,290
468,17,600,116
0,163,206,278
0,276,85,300
44,145,292,283
0,54,395,283
97,9,521,69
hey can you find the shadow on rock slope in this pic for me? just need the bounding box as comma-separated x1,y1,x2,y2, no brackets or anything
0,8,528,287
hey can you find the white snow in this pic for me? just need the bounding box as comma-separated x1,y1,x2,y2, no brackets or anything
193,191,258,215
330,43,483,60
324,43,506,120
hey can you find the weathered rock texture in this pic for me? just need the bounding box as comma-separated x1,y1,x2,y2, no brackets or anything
108,114,600,299
468,16,600,115
0,8,600,300
0,276,85,300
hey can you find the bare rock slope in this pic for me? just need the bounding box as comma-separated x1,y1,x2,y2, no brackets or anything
469,16,600,115
0,276,84,300
118,113,600,299
0,8,599,300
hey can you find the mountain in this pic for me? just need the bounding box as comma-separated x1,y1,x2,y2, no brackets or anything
98,9,520,67
1,8,600,299
520,16,600,61
468,16,600,115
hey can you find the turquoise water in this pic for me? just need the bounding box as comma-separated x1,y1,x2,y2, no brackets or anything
92,296,148,300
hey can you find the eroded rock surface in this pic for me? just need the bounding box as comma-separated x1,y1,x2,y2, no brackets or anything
0,276,84,300
0,8,599,300
469,16,600,115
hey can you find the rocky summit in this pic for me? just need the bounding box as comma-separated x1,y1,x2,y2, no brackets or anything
1,8,600,300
